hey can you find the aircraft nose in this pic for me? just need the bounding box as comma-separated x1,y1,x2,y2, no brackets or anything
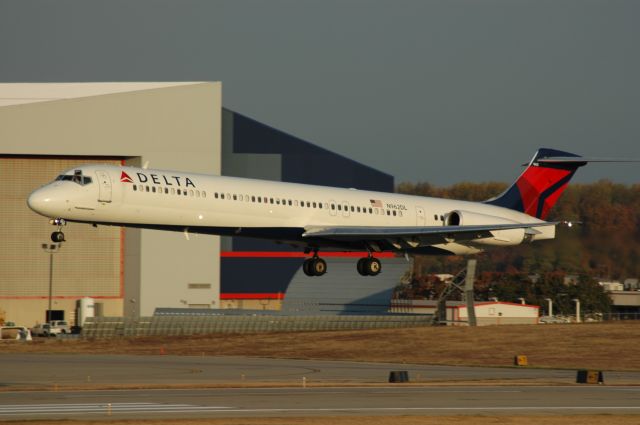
27,186,57,216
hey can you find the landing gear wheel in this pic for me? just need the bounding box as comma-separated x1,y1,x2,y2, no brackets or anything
357,258,368,276
302,257,327,277
51,231,65,243
310,258,327,276
366,257,382,276
357,257,382,276
303,258,314,276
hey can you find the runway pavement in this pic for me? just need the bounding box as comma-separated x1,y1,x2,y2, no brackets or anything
1,354,639,419
1,386,640,419
4,354,640,388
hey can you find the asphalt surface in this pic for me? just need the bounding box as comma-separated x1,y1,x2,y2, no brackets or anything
1,386,640,419
1,354,639,419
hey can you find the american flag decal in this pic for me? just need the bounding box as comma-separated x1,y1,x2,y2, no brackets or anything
370,199,383,208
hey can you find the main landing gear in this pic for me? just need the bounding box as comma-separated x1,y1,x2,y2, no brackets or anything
357,256,382,276
301,250,382,277
303,255,327,277
49,218,66,243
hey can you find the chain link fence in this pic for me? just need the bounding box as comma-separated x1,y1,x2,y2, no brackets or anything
82,314,435,338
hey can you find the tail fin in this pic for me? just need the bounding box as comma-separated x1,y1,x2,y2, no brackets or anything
485,148,586,220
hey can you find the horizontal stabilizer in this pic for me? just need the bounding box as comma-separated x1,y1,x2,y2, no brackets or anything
535,157,640,164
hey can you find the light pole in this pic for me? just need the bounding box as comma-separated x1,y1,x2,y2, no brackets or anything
544,298,553,317
41,243,60,323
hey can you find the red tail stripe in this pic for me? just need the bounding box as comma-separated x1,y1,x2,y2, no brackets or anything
516,167,571,218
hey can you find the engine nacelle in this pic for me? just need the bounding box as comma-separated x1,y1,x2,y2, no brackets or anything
444,210,525,246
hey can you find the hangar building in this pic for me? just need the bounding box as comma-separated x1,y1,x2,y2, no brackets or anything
0,82,395,326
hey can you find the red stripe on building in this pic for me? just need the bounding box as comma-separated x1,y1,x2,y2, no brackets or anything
221,251,395,258
220,293,285,300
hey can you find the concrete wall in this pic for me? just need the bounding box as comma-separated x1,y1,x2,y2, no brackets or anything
0,82,222,320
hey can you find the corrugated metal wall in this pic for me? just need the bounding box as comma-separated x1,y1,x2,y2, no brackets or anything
0,157,122,298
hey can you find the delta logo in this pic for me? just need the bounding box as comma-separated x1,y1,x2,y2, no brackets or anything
120,170,196,188
120,172,133,183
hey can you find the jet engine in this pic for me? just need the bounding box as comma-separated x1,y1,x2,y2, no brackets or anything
444,210,526,246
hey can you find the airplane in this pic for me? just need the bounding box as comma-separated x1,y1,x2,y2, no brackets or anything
26,148,608,277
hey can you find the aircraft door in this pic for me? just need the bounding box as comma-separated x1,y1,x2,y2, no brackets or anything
416,206,425,226
96,170,112,203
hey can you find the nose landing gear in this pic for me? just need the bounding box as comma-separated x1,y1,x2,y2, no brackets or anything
49,218,66,243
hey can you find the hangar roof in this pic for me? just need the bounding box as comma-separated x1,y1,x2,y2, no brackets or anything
0,82,205,107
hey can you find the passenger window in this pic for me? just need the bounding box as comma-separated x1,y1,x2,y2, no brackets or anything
306,201,311,207
312,202,317,208
434,214,438,220
177,189,181,195
369,208,373,214
294,200,299,206
226,193,231,200
189,190,194,196
356,206,360,212
324,203,328,209
398,211,402,217
246,195,250,202
252,196,256,202
276,199,280,205
152,187,156,193
184,190,188,196
386,210,390,216
393,210,397,216
350,206,355,212
233,194,237,201
238,194,243,201
164,188,169,194
301,202,305,208
440,215,444,221
215,192,219,199
133,185,137,191
270,198,274,204
288,200,292,206
196,190,200,197
171,188,176,195
374,208,378,214
331,204,335,210
202,191,206,198
220,193,224,199
146,186,150,192
318,203,323,209
258,196,262,203
338,205,342,211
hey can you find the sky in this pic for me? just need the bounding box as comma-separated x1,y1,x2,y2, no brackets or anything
1,0,639,185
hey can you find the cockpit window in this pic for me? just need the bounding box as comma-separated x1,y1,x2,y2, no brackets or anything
56,170,92,186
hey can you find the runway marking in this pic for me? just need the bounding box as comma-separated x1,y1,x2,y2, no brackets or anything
1,403,640,417
0,403,232,416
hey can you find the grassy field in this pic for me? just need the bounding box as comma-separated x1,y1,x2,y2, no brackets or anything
2,321,639,371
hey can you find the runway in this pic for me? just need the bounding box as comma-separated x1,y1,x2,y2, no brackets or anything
4,354,640,388
1,354,639,419
1,386,640,419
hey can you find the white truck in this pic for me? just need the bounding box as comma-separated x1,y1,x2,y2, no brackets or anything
31,321,70,337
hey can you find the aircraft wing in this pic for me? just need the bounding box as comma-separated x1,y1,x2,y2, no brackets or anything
302,222,557,246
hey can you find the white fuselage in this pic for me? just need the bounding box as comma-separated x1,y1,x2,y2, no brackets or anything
27,164,554,255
